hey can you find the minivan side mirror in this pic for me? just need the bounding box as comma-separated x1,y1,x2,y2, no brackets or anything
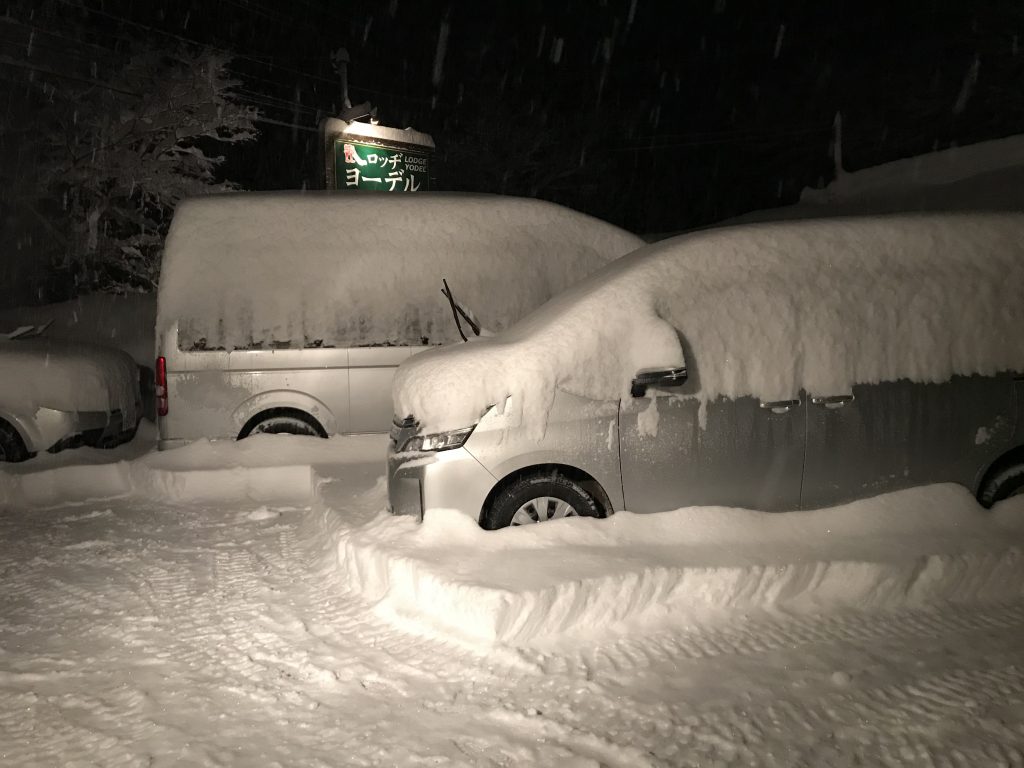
630,366,688,398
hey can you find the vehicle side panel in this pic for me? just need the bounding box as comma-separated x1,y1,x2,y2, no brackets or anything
158,324,354,444
465,391,624,515
619,393,806,513
349,347,427,433
801,374,1018,509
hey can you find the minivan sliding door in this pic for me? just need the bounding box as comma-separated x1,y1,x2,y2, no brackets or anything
619,391,806,514
800,374,1017,509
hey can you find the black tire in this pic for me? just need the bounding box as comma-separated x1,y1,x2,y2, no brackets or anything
239,409,325,439
978,460,1024,508
0,419,30,463
481,471,602,530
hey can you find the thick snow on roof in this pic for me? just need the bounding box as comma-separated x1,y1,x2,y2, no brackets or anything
0,338,139,414
726,134,1024,228
803,133,1024,205
394,212,1024,433
157,192,643,349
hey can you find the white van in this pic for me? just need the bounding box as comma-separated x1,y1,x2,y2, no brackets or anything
155,192,643,449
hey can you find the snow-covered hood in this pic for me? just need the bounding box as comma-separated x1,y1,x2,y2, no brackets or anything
0,337,140,415
394,213,1024,435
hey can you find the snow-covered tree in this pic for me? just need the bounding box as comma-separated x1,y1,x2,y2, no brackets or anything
29,48,258,293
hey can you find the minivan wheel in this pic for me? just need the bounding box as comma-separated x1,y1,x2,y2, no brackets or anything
0,420,29,463
978,461,1024,508
482,472,602,530
240,410,325,439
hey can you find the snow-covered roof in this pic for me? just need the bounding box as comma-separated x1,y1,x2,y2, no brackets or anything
157,192,643,349
394,212,1024,434
802,133,1024,205
728,134,1024,228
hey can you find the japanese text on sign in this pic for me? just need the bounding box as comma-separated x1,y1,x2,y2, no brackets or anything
337,141,430,192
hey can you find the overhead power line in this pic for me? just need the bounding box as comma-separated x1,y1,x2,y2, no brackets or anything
0,54,139,95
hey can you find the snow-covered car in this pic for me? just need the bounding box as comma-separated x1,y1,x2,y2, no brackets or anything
388,213,1024,528
0,336,142,462
154,191,643,449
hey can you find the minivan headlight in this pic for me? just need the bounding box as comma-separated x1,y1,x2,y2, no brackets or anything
401,425,476,452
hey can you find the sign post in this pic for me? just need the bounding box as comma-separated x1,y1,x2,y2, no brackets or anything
321,118,434,192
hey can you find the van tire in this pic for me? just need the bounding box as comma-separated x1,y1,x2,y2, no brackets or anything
977,457,1024,508
481,471,601,530
239,409,326,440
0,419,30,463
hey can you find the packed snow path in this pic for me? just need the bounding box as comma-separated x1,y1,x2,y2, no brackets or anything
2,456,1024,765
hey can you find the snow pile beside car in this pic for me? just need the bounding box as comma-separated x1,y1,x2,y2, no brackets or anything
394,213,1024,434
340,484,1024,648
0,429,384,507
157,192,643,350
0,337,139,415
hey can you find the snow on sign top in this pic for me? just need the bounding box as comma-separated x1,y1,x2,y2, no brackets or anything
156,192,643,350
393,212,1024,434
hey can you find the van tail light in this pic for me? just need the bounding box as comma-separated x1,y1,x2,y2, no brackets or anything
155,356,168,416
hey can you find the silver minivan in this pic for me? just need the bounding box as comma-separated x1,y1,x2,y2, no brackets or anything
155,192,643,449
387,213,1024,527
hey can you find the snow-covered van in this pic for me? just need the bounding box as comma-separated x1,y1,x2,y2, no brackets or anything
155,192,643,449
388,213,1024,528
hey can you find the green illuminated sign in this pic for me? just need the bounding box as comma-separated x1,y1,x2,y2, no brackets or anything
335,139,430,192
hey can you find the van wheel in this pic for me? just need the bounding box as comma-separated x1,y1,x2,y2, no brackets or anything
239,409,326,439
977,458,1024,508
481,471,601,530
0,420,30,463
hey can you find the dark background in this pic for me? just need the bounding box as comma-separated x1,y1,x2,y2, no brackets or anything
4,1,1024,234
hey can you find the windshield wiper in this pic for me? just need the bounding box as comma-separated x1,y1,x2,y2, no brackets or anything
441,278,481,341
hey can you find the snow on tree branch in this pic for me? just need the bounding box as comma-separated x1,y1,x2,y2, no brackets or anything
26,47,259,294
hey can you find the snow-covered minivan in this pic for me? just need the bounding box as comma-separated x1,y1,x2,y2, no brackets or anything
155,192,643,449
388,213,1024,527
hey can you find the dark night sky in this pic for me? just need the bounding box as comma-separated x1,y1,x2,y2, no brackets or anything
5,0,1024,233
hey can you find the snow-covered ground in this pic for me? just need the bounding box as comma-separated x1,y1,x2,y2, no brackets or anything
2,428,1024,765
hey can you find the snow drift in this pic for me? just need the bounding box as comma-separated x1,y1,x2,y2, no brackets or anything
0,427,383,507
340,485,1024,648
393,213,1024,433
157,192,643,350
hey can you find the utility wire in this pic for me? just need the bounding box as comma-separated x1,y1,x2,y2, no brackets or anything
0,54,139,95
42,2,443,107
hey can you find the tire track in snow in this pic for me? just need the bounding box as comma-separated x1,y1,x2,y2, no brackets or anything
540,600,1024,682
493,657,1024,767
4,492,1024,767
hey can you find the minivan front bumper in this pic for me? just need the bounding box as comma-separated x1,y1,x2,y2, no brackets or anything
387,445,497,523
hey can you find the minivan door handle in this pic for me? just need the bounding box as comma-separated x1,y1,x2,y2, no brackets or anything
759,399,801,414
811,394,855,409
